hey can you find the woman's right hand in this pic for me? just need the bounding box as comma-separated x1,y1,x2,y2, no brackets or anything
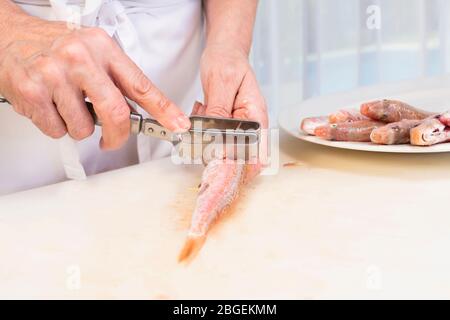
0,11,191,150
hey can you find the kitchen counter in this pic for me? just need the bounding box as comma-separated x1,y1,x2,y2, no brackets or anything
2,81,450,299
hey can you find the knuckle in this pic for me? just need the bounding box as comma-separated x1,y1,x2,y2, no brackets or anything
17,81,46,104
12,104,29,118
56,38,89,63
33,117,67,139
109,102,130,126
132,75,174,114
84,27,112,46
70,124,94,140
156,96,172,114
32,55,61,79
48,127,67,139
133,71,152,96
207,105,229,118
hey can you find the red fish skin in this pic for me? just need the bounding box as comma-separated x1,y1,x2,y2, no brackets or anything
314,120,384,142
360,100,433,123
301,110,367,135
439,111,450,126
370,119,422,145
329,109,369,124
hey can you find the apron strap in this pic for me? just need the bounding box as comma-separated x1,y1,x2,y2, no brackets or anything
58,136,87,180
47,0,143,180
96,0,143,65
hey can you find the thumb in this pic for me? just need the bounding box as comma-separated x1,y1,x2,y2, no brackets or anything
232,71,268,129
232,72,269,170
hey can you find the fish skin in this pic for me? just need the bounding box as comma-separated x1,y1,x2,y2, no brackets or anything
410,117,450,146
439,111,450,126
178,159,250,262
300,116,329,135
314,120,384,142
302,109,369,136
370,119,422,145
360,99,433,123
329,109,369,124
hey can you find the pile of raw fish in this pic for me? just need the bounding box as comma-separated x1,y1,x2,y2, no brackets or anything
301,99,450,146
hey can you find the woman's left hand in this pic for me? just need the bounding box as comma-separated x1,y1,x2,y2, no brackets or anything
197,44,268,129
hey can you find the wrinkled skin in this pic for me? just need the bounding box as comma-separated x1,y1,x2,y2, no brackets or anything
199,45,268,130
0,12,190,150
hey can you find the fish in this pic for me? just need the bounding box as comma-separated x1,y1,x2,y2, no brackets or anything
360,99,433,123
370,119,422,145
301,109,367,135
329,109,369,124
410,117,450,146
178,159,253,262
300,116,329,135
439,111,450,126
314,120,384,142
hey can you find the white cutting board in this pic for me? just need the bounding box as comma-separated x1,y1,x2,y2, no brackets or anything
2,77,450,299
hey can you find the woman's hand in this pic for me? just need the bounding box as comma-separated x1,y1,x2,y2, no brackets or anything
199,44,268,130
0,4,190,150
196,44,269,176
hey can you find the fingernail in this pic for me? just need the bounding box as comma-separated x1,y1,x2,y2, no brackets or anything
176,115,191,131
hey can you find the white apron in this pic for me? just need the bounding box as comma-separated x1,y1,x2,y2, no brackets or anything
0,0,203,195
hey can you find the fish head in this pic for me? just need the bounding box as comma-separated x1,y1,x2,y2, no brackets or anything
314,123,337,140
410,117,447,146
301,116,329,135
360,100,391,121
370,124,399,145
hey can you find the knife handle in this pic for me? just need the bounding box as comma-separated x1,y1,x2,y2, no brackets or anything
86,101,177,141
85,101,143,135
1,96,144,135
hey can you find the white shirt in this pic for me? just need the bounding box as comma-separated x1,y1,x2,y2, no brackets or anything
0,0,203,194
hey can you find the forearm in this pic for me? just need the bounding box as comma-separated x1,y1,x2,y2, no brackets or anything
0,1,30,49
203,0,258,56
0,1,70,51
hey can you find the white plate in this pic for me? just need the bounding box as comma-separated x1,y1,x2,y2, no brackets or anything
278,79,450,153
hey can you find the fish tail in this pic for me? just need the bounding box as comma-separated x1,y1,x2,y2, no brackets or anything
178,235,206,263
